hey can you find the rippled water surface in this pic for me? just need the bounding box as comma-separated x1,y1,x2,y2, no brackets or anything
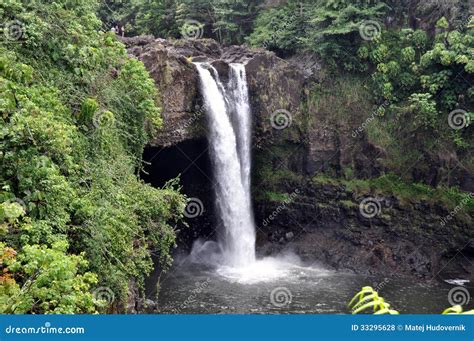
156,261,470,314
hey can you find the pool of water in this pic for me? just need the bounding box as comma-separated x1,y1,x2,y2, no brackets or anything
156,258,471,314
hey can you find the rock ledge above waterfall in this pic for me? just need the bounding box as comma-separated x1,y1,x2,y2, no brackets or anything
121,36,307,148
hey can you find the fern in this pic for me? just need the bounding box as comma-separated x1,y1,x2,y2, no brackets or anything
349,286,399,314
442,305,474,315
350,286,474,315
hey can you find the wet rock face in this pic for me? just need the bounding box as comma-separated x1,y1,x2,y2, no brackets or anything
124,36,473,281
123,37,204,147
122,36,307,149
245,52,306,144
254,179,474,280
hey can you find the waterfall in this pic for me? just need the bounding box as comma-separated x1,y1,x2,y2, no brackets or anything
191,63,300,283
228,64,252,198
194,62,256,268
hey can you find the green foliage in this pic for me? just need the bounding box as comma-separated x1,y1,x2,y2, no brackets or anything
99,0,261,44
349,286,399,314
248,0,389,69
350,286,474,314
1,0,186,314
312,173,474,217
1,241,98,314
257,191,291,203
210,0,261,44
80,98,99,124
360,22,473,154
436,17,449,30
442,305,474,315
247,1,307,53
133,0,181,38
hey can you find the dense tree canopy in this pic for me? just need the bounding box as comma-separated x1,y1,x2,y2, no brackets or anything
247,0,473,175
1,0,185,313
1,0,472,314
99,0,262,44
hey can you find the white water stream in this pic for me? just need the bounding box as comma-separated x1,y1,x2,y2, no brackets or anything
191,62,298,283
194,63,256,268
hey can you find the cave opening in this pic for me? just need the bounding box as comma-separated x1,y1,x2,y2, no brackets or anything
141,138,215,248
141,138,216,298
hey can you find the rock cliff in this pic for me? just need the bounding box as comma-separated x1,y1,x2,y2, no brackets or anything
124,36,473,280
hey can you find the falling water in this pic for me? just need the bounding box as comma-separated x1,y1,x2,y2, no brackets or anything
228,64,252,198
194,62,256,268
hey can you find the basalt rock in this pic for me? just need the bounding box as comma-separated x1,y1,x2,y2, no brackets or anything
123,36,473,191
124,36,473,281
121,36,306,150
255,179,474,281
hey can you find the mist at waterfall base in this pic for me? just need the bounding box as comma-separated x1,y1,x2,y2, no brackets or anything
189,62,305,283
156,63,457,314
